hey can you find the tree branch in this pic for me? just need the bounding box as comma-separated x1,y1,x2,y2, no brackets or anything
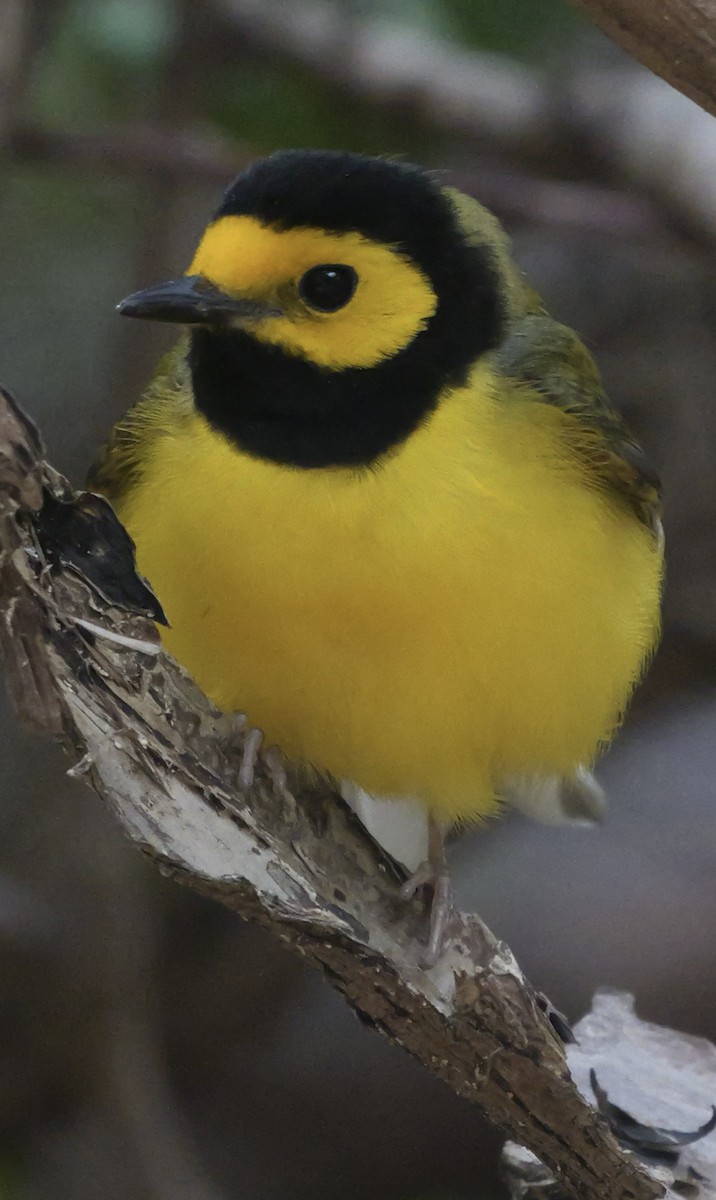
5,16,716,245
4,121,673,242
207,0,716,242
5,122,248,183
503,989,716,1196
0,387,667,1200
212,0,547,145
566,0,716,118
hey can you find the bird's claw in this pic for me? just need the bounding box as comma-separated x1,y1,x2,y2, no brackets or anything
262,744,294,801
399,821,453,966
399,860,434,901
238,725,263,790
230,718,293,800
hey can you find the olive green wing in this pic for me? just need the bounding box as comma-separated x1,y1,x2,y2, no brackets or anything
494,312,662,537
87,339,192,503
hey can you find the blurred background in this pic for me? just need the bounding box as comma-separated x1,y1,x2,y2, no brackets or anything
2,1,716,1197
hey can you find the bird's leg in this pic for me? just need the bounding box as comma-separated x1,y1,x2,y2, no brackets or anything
399,817,452,965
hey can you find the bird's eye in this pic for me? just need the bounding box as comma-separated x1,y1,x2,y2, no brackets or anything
298,264,358,312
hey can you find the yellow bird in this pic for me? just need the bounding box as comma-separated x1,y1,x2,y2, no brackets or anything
90,151,663,959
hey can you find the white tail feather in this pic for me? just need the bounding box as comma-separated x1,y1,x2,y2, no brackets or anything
339,782,429,871
502,765,607,826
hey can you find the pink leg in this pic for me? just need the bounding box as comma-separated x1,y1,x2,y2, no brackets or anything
399,817,452,965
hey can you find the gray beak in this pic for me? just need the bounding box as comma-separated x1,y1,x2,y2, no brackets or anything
117,274,283,325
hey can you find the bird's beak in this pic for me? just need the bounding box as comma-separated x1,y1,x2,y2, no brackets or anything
117,274,283,325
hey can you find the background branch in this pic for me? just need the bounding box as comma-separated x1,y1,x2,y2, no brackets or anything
5,0,716,247
566,0,716,118
204,0,716,244
211,0,549,145
0,388,669,1200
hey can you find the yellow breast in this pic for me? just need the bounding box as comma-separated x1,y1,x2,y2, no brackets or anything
117,362,662,822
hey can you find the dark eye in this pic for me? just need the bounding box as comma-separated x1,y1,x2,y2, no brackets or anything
298,264,358,312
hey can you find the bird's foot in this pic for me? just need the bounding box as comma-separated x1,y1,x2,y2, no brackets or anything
225,713,293,799
399,818,453,966
262,744,294,801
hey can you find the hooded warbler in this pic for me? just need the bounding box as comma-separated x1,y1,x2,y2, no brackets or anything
90,150,663,959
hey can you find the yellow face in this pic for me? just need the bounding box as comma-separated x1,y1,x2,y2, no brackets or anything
187,214,438,371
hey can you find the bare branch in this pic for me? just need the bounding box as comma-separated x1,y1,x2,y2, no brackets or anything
503,990,716,1198
0,387,667,1200
0,0,29,140
4,4,716,245
0,0,46,142
5,119,673,242
206,0,716,241
566,0,716,118
5,123,247,183
211,0,548,144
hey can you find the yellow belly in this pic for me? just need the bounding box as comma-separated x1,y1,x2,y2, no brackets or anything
117,364,662,822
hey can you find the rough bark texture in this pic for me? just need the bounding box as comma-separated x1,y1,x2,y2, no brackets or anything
0,387,666,1200
567,0,716,117
503,991,716,1197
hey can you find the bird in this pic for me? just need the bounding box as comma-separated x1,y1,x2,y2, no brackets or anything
90,149,663,962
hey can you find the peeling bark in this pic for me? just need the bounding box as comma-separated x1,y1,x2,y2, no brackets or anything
0,387,665,1200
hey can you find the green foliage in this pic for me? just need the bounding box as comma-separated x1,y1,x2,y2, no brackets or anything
28,0,178,126
437,0,581,57
77,0,179,64
0,1156,23,1200
212,62,435,160
359,0,457,37
212,63,351,153
317,0,581,58
28,0,584,146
